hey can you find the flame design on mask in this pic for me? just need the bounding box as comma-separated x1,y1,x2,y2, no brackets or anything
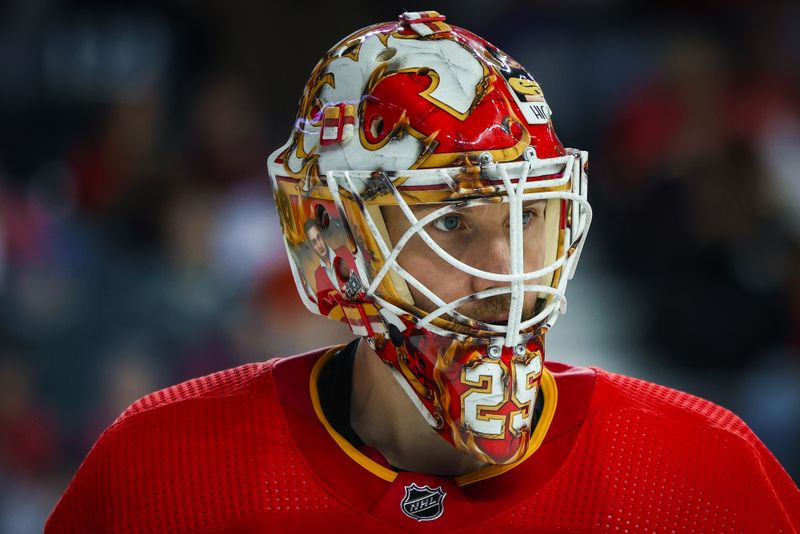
371,317,543,465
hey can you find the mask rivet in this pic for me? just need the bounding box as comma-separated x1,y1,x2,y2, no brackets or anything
478,152,493,165
514,344,526,357
488,345,502,359
524,146,537,161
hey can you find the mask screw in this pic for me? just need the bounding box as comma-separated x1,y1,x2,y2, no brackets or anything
478,152,493,165
514,344,527,357
487,345,502,359
524,146,537,161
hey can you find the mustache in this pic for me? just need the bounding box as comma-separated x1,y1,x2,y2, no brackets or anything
457,293,537,324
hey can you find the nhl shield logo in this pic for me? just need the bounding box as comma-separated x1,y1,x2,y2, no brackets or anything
400,483,446,521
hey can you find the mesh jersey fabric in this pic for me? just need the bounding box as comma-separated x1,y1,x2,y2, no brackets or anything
45,347,800,533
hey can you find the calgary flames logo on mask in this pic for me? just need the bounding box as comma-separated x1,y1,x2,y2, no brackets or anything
360,68,533,169
282,25,564,187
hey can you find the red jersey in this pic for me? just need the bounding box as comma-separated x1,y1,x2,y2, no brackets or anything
46,347,800,533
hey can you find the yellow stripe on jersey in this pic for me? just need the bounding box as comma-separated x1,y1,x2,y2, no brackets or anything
309,343,559,486
309,345,398,482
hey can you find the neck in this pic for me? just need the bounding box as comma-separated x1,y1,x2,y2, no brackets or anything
350,339,486,476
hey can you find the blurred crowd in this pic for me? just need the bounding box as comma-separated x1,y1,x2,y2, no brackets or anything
1,1,799,531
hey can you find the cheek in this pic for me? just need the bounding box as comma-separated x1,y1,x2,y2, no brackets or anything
523,229,548,270
397,234,467,300
523,244,546,270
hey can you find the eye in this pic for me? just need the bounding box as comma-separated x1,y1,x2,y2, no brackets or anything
522,210,536,226
432,214,463,232
522,209,538,226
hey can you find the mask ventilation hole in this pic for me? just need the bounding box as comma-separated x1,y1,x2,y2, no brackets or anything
315,204,330,230
375,47,397,62
370,115,384,138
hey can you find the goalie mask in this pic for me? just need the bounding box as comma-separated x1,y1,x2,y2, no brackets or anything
267,11,591,465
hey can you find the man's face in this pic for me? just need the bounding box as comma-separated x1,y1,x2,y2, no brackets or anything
307,225,328,259
382,200,549,325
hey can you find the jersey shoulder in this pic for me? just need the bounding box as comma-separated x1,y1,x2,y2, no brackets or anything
116,360,276,422
592,368,754,440
502,366,800,533
46,349,350,533
584,368,800,528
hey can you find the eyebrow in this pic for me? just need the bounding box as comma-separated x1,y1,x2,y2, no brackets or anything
408,199,547,220
522,199,547,208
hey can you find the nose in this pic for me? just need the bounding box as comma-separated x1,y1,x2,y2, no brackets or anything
465,234,512,296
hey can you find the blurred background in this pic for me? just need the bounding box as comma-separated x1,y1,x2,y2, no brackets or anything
1,0,799,530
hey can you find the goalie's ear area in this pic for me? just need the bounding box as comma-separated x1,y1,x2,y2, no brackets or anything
334,257,351,281
315,203,330,230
